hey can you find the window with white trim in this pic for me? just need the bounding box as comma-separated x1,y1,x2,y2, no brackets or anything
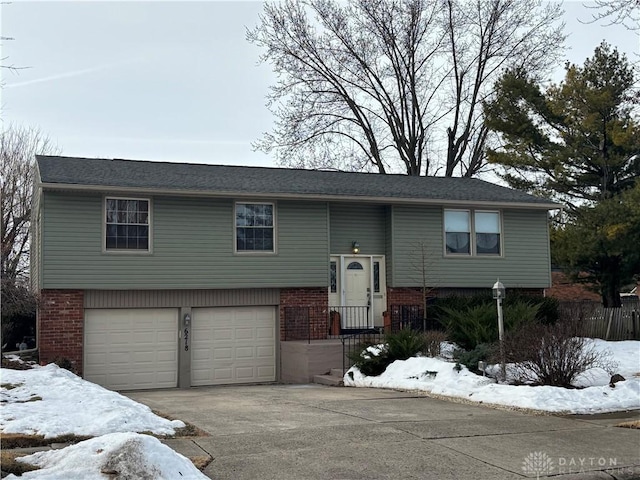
235,203,275,252
475,211,501,255
105,198,150,251
444,210,471,254
444,209,501,256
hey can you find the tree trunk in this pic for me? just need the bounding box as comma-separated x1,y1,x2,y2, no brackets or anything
600,258,622,308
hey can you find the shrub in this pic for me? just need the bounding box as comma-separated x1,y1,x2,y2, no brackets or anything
1,281,38,353
348,328,428,377
440,300,539,350
386,328,427,361
454,343,493,372
428,293,559,330
51,357,77,374
347,343,390,377
422,330,448,357
500,320,617,387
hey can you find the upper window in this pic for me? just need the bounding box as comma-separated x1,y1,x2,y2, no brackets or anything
235,203,275,252
105,198,150,251
444,210,471,254
444,209,501,256
475,212,501,255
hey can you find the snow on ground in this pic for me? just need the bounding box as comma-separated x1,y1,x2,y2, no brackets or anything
0,363,184,437
6,432,207,480
344,339,640,414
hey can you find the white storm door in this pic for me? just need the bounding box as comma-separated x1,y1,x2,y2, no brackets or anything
343,258,371,328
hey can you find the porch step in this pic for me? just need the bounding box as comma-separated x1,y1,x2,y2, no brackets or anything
313,374,344,387
330,368,346,377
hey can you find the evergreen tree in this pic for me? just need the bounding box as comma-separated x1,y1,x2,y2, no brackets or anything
485,43,640,306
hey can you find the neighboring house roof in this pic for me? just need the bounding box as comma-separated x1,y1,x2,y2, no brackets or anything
544,271,601,302
35,155,559,209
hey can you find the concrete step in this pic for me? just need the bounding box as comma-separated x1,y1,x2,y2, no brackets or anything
330,368,346,377
313,374,344,387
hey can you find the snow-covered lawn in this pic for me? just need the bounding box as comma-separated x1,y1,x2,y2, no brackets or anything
0,362,208,479
344,339,640,414
5,433,206,480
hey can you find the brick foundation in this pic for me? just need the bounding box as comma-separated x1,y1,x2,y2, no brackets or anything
279,287,328,341
387,286,545,305
387,287,424,306
38,289,84,375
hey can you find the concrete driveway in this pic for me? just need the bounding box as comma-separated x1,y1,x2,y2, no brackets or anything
126,385,640,480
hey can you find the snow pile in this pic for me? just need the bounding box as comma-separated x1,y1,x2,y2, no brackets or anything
344,339,640,414
0,363,185,437
6,432,207,480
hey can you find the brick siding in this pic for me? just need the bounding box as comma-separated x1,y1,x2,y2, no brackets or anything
279,287,328,341
387,287,423,306
38,289,84,375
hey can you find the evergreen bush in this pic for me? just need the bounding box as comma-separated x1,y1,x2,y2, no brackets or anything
439,300,539,350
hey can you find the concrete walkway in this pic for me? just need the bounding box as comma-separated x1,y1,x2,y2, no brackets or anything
125,385,640,480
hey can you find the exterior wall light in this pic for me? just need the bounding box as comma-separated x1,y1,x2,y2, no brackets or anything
352,241,360,254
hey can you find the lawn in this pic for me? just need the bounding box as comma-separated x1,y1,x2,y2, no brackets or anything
0,358,208,479
344,339,640,414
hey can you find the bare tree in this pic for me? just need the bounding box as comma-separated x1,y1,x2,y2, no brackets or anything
1,2,30,78
409,240,441,330
584,0,640,30
1,125,58,285
442,0,565,177
248,0,565,177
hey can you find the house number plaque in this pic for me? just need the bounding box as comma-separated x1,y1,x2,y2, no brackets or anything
183,313,191,351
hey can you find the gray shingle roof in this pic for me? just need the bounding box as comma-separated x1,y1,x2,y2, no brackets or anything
35,155,557,208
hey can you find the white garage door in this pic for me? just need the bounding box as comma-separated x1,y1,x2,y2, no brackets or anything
84,308,178,391
191,306,276,386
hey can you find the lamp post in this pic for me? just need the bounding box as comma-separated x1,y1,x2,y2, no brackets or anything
492,279,506,381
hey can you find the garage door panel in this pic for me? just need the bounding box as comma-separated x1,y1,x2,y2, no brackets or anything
192,306,276,386
214,368,232,381
214,348,233,360
84,308,178,391
256,346,274,358
213,328,233,340
235,347,253,359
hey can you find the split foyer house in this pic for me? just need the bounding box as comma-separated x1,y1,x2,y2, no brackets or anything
31,155,558,390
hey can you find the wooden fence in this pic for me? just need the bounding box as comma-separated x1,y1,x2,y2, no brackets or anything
558,299,640,341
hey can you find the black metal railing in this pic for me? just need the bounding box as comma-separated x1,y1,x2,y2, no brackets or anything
389,304,442,332
341,329,386,373
341,305,445,372
282,305,375,343
282,304,446,372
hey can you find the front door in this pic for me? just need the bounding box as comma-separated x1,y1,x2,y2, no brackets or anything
343,259,371,328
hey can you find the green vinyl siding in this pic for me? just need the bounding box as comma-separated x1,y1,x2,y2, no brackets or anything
385,206,394,286
391,206,551,288
41,192,328,290
30,186,42,292
329,203,386,255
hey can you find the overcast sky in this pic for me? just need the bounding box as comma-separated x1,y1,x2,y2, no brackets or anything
1,1,638,168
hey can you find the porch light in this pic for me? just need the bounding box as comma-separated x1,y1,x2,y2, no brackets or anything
352,241,360,254
492,279,506,381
